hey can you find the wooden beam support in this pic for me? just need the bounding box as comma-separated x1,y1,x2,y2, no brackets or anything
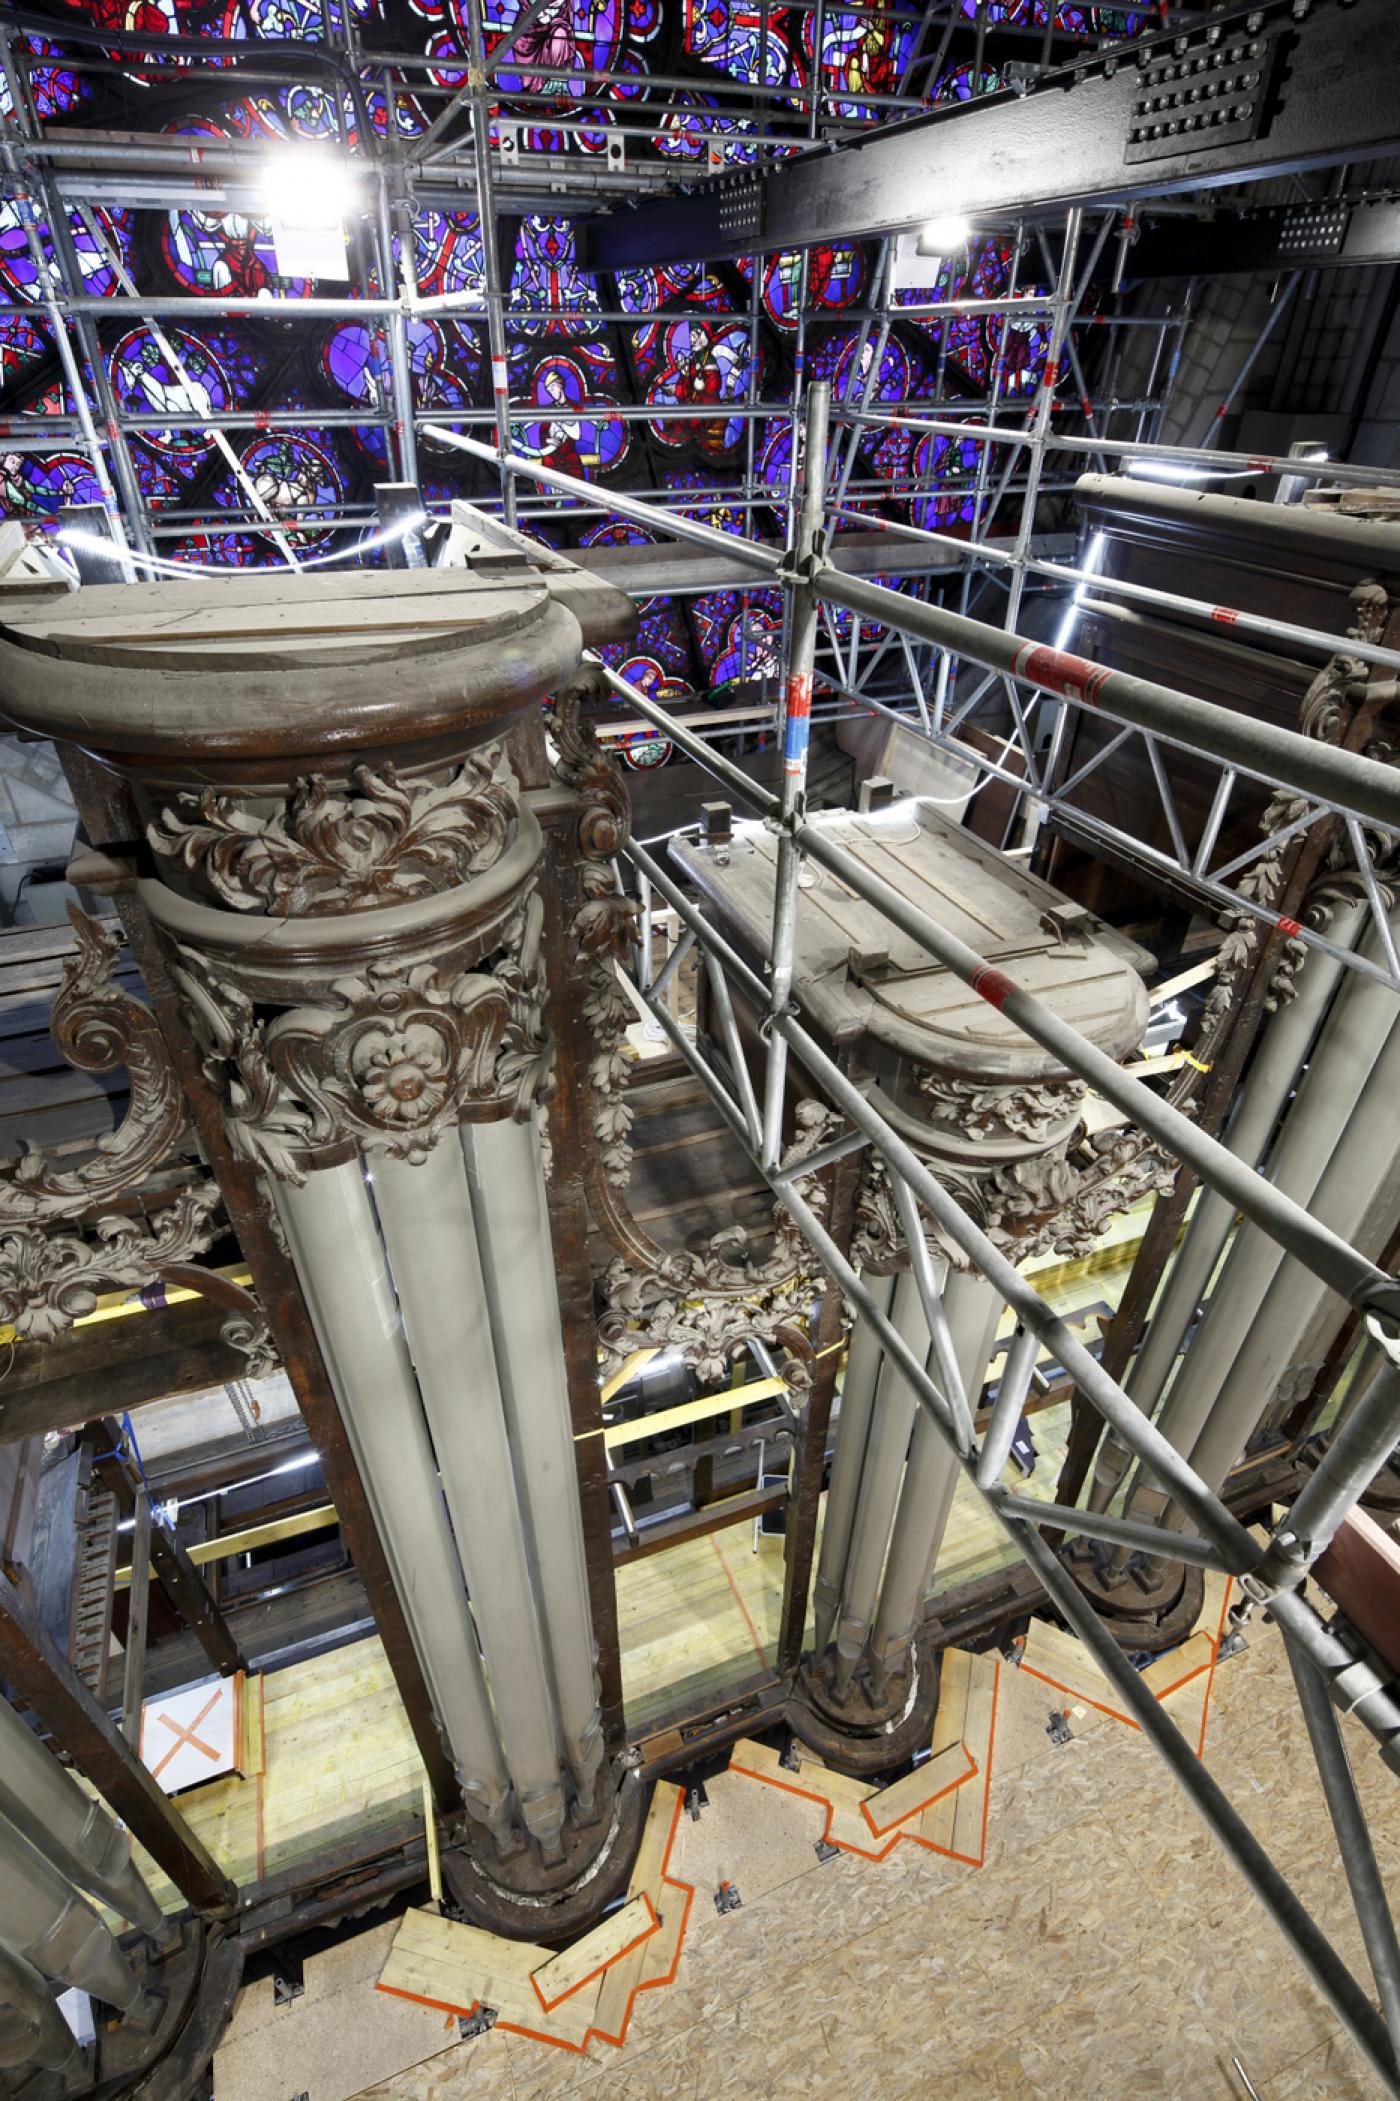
613,1485,786,1566
120,1489,150,1742
88,1417,249,1678
0,1295,248,1448
0,1566,236,1915
1316,1507,1400,1680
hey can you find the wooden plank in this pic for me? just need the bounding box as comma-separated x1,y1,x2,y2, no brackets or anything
918,1646,973,1851
614,1487,786,1566
1139,1628,1216,1701
947,1655,999,1865
860,1740,978,1838
529,1891,659,2011
603,1377,787,1450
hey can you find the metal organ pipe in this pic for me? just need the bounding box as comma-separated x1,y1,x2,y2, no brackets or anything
868,1270,1002,1691
812,1269,895,1657
0,1698,166,1939
0,1814,157,2020
1086,898,1369,1516
0,1940,80,2074
832,1269,929,1695
1120,906,1400,1533
461,1112,605,1813
274,1164,514,1844
1182,1009,1400,1506
372,1141,570,1860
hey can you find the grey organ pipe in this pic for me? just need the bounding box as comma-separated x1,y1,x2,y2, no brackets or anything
372,1141,569,1859
1183,1007,1400,1505
868,1271,1002,1690
1123,908,1400,1529
1086,899,1369,1518
812,1269,895,1657
461,1113,604,1812
0,1698,164,1938
0,1814,155,2018
832,1269,929,1696
0,1940,79,2073
274,1164,513,1843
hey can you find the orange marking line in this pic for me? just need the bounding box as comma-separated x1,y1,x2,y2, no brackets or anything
376,1784,697,2058
727,1755,900,1862
1020,1638,1215,1736
529,1892,662,2013
728,1659,1001,1871
858,1742,977,1839
709,1533,770,1668
148,1687,224,1781
1196,1579,1236,1760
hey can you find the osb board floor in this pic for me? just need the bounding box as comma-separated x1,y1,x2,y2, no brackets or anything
276,1608,1400,2101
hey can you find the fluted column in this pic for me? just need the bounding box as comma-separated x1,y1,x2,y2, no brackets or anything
1086,898,1369,1516
0,1939,80,2075
462,1112,604,1813
1118,906,1400,1540
812,1270,896,1658
832,1269,930,1696
275,1164,514,1844
868,1269,1002,1690
373,1140,569,1859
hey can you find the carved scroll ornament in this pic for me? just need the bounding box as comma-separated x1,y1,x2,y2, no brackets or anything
0,1185,221,1344
173,891,554,1185
0,908,188,1226
148,748,518,916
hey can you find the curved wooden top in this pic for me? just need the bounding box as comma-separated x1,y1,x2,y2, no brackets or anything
0,569,587,773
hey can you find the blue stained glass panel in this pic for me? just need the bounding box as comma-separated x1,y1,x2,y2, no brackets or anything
510,216,604,338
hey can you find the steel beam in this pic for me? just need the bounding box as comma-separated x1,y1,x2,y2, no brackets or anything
583,0,1400,268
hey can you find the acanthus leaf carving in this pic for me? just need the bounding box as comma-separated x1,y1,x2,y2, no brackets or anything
148,748,519,917
0,1184,222,1344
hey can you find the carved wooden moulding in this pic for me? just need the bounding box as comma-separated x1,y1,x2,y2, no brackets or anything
0,564,634,1184
673,799,1162,1265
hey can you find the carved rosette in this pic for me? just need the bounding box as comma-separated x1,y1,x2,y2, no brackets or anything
151,743,554,1186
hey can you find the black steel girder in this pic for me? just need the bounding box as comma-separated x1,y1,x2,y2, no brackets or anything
583,0,1400,272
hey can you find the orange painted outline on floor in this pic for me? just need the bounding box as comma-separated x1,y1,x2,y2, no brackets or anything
1020,1602,1228,1740
376,1783,697,2058
858,1742,978,1839
728,1658,1001,1871
529,1891,662,2012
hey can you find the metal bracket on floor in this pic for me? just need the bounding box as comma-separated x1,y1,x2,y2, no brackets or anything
1046,1709,1074,1747
779,1737,802,1772
714,1879,743,1915
686,1781,709,1821
458,2005,498,2040
272,1959,304,2008
1218,1627,1249,1663
814,1837,841,1864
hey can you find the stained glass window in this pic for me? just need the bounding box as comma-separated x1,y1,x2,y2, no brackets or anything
809,5,917,120
635,320,755,456
162,209,311,297
0,314,51,390
932,63,1003,102
108,326,258,465
654,92,758,162
0,201,132,304
761,245,866,330
512,353,629,479
510,216,604,338
413,211,485,303
692,586,783,687
0,37,90,122
166,529,284,568
0,448,105,516
471,0,624,100
211,429,349,551
908,430,982,531
683,0,794,87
